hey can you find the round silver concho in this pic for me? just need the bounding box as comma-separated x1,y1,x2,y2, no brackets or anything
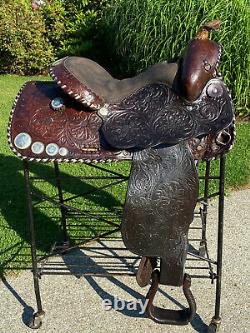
46,143,59,156
207,82,223,98
58,147,68,157
14,132,32,150
83,91,94,103
31,142,45,155
51,97,65,111
98,105,109,119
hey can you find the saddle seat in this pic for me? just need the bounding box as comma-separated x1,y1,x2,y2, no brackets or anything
50,56,178,109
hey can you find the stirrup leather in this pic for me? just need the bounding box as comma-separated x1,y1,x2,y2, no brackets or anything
136,256,157,287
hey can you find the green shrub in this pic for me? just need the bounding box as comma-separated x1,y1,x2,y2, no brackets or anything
0,0,110,74
40,0,66,52
0,1,55,75
0,0,248,116
58,0,110,58
102,0,250,115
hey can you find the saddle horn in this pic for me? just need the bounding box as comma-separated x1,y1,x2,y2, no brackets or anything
180,20,222,102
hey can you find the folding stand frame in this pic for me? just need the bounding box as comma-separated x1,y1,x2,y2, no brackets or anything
23,157,226,333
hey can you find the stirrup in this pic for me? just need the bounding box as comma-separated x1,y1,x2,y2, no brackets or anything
136,256,157,287
146,270,196,325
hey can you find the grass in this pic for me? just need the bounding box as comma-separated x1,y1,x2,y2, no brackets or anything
0,74,249,274
102,0,250,116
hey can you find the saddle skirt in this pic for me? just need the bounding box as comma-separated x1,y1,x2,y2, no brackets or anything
8,58,235,163
8,81,132,163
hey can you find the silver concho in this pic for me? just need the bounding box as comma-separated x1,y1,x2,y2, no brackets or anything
207,82,223,98
14,133,32,150
83,91,94,103
46,143,59,156
31,142,45,154
98,104,110,119
115,150,132,159
204,63,212,71
58,147,68,157
51,97,65,111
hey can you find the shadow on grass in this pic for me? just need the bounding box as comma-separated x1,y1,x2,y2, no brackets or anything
0,154,124,273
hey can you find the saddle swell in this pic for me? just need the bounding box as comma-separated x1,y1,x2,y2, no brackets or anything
100,79,234,150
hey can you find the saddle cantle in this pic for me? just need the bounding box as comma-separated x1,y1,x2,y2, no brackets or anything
8,59,180,162
8,21,235,326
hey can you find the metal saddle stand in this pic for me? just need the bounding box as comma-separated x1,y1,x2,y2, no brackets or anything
7,22,235,332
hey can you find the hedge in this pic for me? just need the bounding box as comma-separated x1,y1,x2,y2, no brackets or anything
0,0,249,115
0,0,108,74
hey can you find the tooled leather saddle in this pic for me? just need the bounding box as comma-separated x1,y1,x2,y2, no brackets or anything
8,22,235,325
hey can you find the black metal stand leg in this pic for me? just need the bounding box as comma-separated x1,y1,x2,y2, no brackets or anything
53,162,68,244
199,161,210,257
23,161,45,329
208,156,225,333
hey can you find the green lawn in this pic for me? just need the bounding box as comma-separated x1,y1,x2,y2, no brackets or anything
0,74,249,274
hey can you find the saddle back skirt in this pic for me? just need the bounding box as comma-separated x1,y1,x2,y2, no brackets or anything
8,81,128,163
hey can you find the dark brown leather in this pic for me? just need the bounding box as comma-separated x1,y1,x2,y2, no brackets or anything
188,123,236,160
180,38,221,101
122,143,199,286
50,57,178,109
101,80,234,150
136,257,157,287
